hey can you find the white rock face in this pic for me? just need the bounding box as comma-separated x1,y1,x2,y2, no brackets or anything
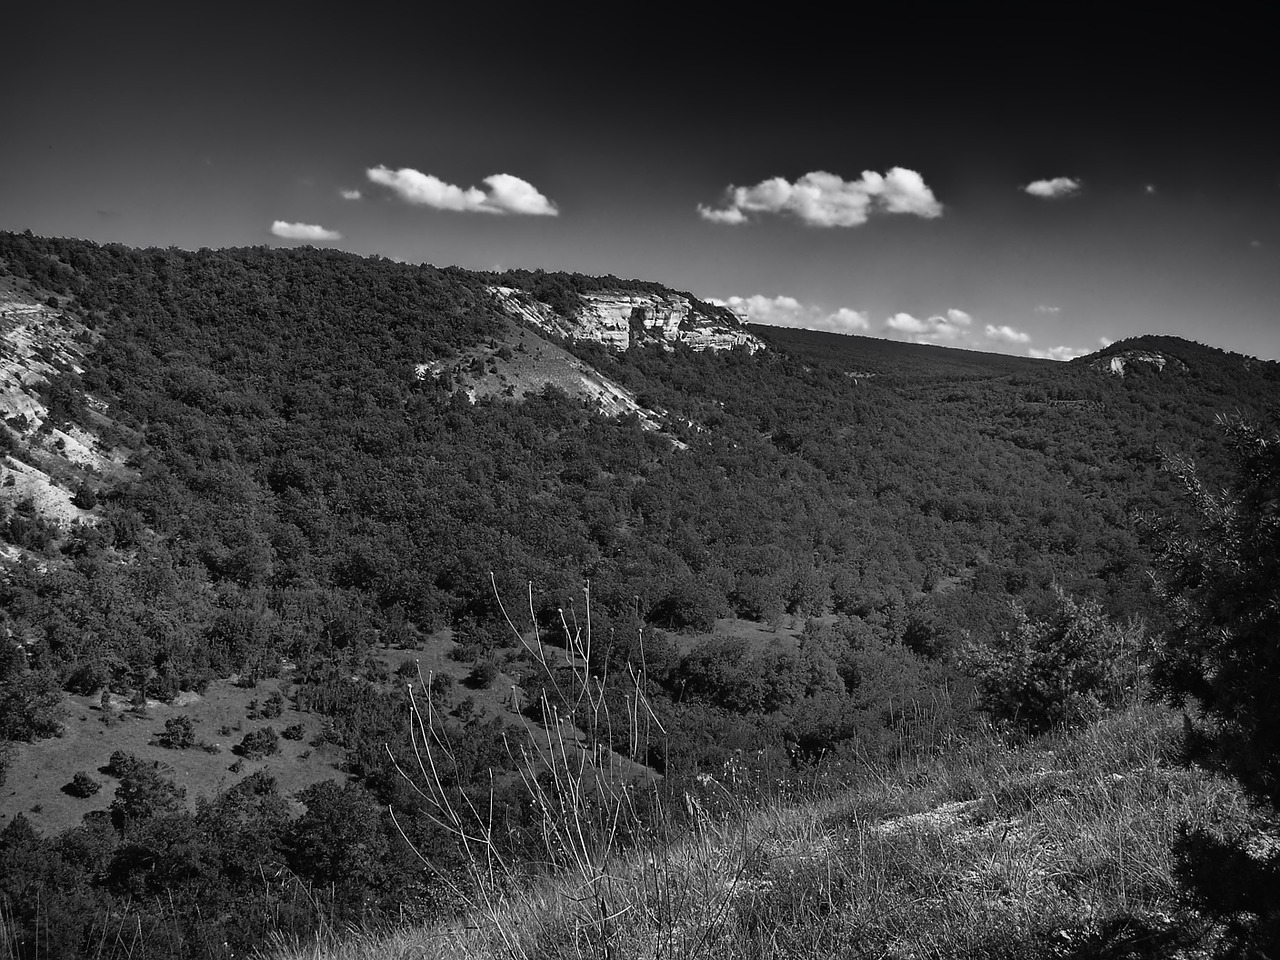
1090,350,1186,377
1,293,105,529
489,287,764,353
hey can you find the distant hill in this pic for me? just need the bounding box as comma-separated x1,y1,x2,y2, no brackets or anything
750,324,1056,378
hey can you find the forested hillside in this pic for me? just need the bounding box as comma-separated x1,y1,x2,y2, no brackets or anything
1,231,1277,958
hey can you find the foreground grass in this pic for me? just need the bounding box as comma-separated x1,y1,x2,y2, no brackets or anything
273,702,1260,960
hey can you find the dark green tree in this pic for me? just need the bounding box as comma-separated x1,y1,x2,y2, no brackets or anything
963,588,1140,735
66,771,101,798
1149,416,1280,954
110,761,186,829
158,714,196,749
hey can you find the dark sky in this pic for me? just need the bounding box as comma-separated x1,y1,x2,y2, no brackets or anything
4,8,1277,359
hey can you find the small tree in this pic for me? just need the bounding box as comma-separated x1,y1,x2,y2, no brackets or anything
260,689,284,718
235,726,280,760
1151,416,1280,805
1150,415,1280,949
158,715,195,749
110,763,185,828
964,588,1140,735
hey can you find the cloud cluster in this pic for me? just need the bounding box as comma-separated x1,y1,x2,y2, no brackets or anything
985,324,1031,343
271,220,341,241
710,295,869,333
1023,177,1081,199
367,166,558,216
340,188,362,200
884,308,972,344
699,168,942,227
1034,304,1061,314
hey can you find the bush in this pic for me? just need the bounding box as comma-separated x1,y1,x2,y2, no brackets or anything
65,771,101,798
466,658,500,689
963,588,1140,735
110,762,185,826
64,661,109,695
1152,416,1280,806
106,749,142,778
394,660,420,679
71,484,97,510
281,723,305,741
234,726,280,760
1150,416,1280,951
261,690,284,719
158,715,195,749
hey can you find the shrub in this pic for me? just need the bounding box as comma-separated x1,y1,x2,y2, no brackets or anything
110,763,185,826
963,588,1140,735
235,726,280,760
106,749,142,778
66,771,101,798
71,484,97,510
465,658,500,689
281,723,305,741
1150,415,1280,950
158,715,196,749
65,661,109,695
394,660,420,679
261,690,284,719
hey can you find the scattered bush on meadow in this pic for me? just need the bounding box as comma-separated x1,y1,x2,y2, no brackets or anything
234,726,280,760
65,771,101,798
158,714,195,749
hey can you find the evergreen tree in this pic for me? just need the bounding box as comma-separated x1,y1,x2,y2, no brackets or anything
1151,414,1280,953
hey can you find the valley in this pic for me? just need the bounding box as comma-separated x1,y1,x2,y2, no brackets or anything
0,232,1277,959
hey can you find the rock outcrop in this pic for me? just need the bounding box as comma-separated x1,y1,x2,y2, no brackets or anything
490,287,764,353
1089,349,1187,377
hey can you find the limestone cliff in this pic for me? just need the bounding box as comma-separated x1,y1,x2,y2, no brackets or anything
0,291,122,539
1088,349,1187,377
489,287,764,353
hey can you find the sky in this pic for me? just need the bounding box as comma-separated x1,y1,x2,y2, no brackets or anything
3,9,1278,361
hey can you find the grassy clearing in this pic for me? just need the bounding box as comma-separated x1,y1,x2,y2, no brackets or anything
274,700,1261,960
0,678,343,834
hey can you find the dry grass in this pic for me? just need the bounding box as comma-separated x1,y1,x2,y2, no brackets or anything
272,661,1262,960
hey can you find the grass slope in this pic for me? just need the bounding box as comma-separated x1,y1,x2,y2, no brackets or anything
0,679,341,834
274,701,1263,960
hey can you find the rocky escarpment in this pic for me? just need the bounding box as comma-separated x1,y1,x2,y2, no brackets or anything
0,291,129,541
1089,349,1187,377
490,287,764,353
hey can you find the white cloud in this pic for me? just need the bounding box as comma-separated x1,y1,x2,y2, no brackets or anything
340,188,362,200
367,165,558,216
1144,184,1157,195
1099,336,1113,347
696,204,748,225
1023,177,1081,199
825,307,870,331
712,295,869,333
1034,304,1061,314
1028,345,1088,361
700,167,942,227
271,220,341,241
883,310,971,344
885,312,929,334
985,324,1031,343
